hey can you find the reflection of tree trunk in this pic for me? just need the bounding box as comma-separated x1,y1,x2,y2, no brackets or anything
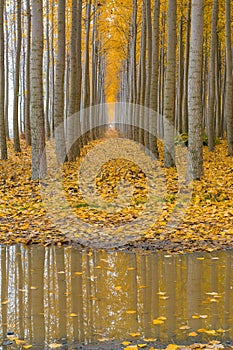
164,257,176,342
86,253,93,340
140,255,151,337
128,254,138,332
71,249,84,341
151,254,159,339
55,247,67,339
187,256,202,331
16,246,24,338
224,253,231,333
1,247,8,340
31,246,45,345
27,248,32,343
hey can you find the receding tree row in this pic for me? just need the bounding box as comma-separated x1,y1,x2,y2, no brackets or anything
0,0,232,181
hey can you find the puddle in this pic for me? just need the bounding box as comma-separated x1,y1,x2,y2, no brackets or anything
0,246,233,348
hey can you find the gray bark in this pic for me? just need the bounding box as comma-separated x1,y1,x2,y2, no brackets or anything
13,0,21,152
187,0,204,180
31,0,46,179
54,0,67,163
163,0,176,167
0,0,7,159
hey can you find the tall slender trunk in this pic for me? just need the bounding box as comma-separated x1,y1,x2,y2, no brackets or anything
45,0,51,140
225,0,233,155
54,0,67,163
4,6,9,140
181,0,191,134
25,0,31,146
149,0,160,157
13,0,22,152
164,0,177,167
187,0,204,180
31,0,46,179
0,0,7,159
207,0,218,151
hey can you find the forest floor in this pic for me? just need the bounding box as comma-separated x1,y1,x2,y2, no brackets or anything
1,137,233,253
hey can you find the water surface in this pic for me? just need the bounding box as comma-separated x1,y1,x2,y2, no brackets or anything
0,246,233,348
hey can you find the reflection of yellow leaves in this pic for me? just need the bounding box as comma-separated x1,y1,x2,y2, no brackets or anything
152,319,164,325
179,325,191,330
115,286,122,291
49,344,62,349
126,310,136,314
15,339,26,345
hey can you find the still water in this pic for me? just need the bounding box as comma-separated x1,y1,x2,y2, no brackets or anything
0,246,233,348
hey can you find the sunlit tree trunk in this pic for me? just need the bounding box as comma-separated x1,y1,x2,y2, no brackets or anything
0,0,7,159
13,0,21,153
54,0,67,163
187,0,204,180
225,0,233,156
164,0,176,167
31,0,46,179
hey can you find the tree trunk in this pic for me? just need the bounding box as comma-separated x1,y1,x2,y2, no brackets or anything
25,0,31,146
54,0,67,163
68,0,78,161
149,0,160,157
181,0,191,134
31,0,46,179
4,6,9,140
187,0,204,180
45,0,51,140
0,0,7,160
225,0,233,156
207,0,218,152
13,0,21,152
164,0,176,167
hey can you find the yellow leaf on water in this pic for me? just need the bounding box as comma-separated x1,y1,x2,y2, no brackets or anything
70,313,78,317
15,339,26,345
126,310,137,314
49,344,62,349
144,338,157,342
157,316,166,321
129,332,140,337
122,341,131,346
189,332,198,337
23,346,33,349
124,346,138,350
152,319,164,325
115,286,122,291
138,344,147,348
165,344,180,350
